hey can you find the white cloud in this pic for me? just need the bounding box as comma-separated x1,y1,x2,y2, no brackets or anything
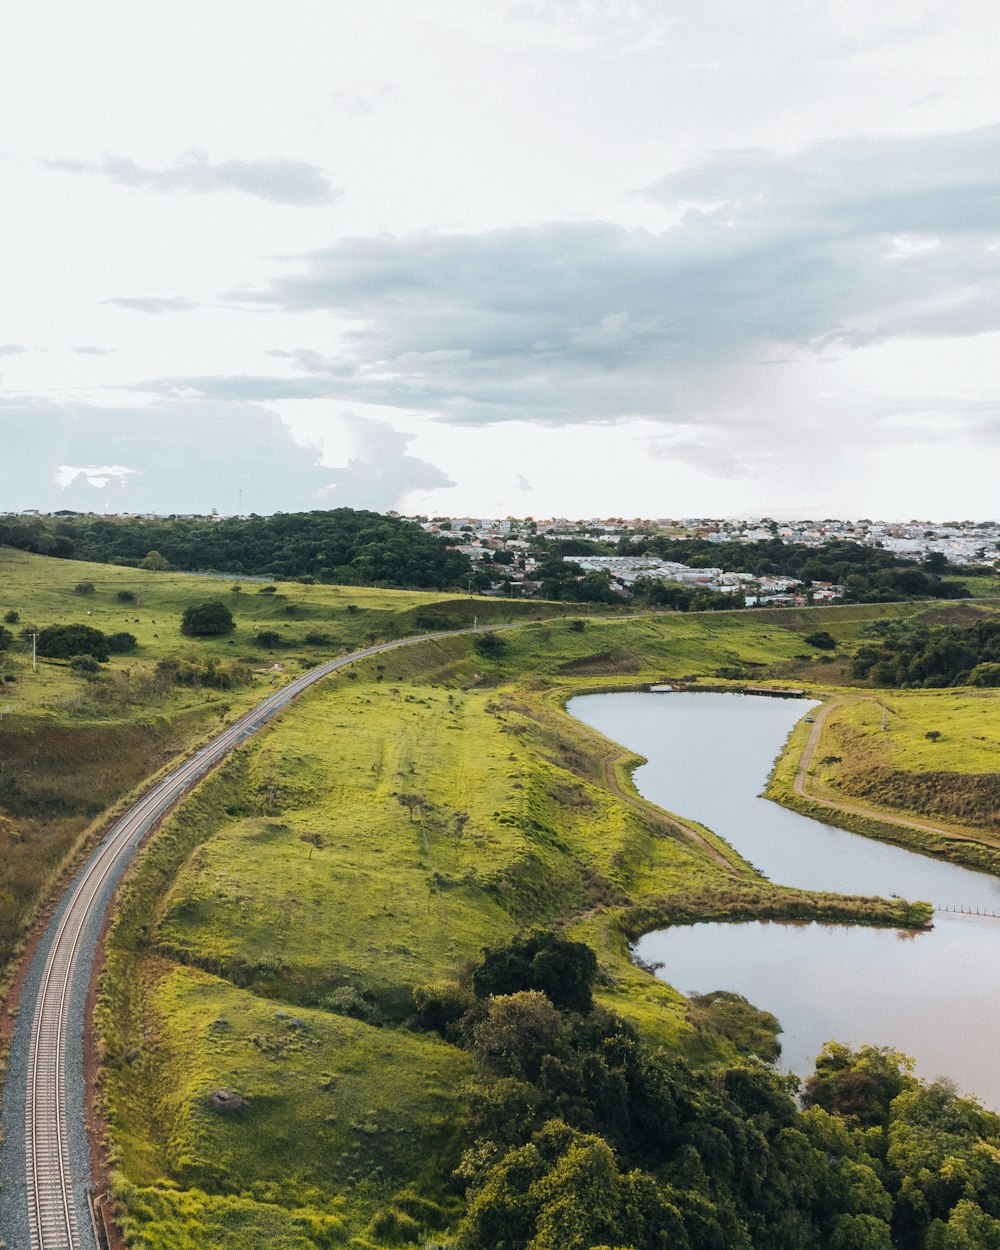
45,150,339,207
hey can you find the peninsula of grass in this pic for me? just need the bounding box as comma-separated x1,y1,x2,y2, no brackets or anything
767,683,1000,874
95,607,938,1248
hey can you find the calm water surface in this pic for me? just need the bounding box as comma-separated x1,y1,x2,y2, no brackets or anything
568,691,1000,1105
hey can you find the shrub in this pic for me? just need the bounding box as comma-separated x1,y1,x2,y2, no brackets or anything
255,630,283,648
322,986,382,1025
3,610,19,624
72,581,95,595
805,630,836,649
303,631,333,646
116,589,138,603
180,602,234,636
969,662,1000,687
473,631,507,659
257,585,278,595
107,631,138,654
0,626,12,651
69,654,101,674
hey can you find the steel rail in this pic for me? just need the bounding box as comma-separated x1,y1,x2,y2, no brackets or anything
19,626,490,1249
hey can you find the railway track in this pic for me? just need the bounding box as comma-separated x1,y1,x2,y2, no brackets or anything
3,628,487,1250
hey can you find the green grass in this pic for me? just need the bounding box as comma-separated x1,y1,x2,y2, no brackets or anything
112,963,471,1245
803,689,1000,838
0,547,610,1003
9,548,990,1247
92,602,959,1247
824,689,1000,775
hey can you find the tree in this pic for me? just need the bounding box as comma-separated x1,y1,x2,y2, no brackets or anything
0,626,12,651
396,792,425,822
473,930,598,1014
180,601,234,636
969,663,1000,687
140,550,169,570
36,624,110,662
299,831,325,859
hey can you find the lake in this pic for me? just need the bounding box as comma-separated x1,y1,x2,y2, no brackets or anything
569,691,1000,1105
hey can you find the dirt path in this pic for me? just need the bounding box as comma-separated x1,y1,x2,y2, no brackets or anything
793,698,991,847
601,759,739,874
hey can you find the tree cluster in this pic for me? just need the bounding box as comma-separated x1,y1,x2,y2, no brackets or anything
410,930,1000,1250
852,619,1000,687
33,624,136,662
0,508,470,590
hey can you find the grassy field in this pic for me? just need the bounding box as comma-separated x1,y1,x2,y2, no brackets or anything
804,689,1000,835
0,546,605,1003
9,546,995,1246
96,606,934,1248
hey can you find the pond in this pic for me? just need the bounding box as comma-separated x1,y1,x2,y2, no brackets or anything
568,691,1000,1105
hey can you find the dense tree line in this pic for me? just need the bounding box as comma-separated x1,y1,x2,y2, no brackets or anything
616,537,969,604
0,510,470,589
852,619,1000,687
410,931,1000,1249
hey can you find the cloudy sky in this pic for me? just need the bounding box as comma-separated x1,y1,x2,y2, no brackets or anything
3,1,999,520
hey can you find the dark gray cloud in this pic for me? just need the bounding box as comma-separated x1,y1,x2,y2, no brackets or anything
104,297,196,315
156,123,998,429
45,150,339,207
0,401,451,514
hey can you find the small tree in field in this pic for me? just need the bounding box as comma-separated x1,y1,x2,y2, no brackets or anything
181,602,234,637
299,832,325,859
396,792,425,822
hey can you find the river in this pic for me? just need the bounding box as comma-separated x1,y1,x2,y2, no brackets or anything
568,691,1000,1106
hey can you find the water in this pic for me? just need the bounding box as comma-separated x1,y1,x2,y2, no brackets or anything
568,691,1000,1105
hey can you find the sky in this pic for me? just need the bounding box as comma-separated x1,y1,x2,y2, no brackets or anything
2,0,999,521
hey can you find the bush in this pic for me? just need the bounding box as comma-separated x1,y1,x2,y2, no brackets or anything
0,626,12,652
303,631,333,646
180,602,234,637
805,630,836,649
107,631,138,654
473,631,507,659
155,658,251,689
116,589,137,603
72,581,95,595
969,662,1000,687
3,610,19,624
36,624,110,662
69,654,101,674
255,630,283,648
321,986,382,1025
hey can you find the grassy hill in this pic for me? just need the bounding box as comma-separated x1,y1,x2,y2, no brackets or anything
96,610,933,1248
0,547,602,999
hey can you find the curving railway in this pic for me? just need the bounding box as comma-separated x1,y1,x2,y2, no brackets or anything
0,628,486,1250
